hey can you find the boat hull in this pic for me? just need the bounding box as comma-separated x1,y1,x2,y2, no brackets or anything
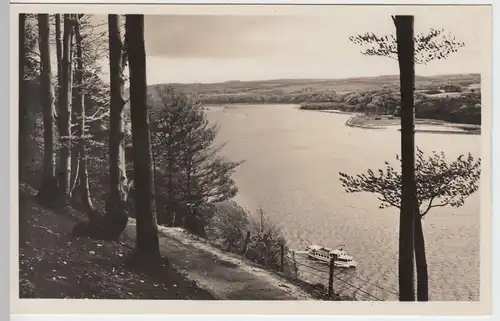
307,253,357,268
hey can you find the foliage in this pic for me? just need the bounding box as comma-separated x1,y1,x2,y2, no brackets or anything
300,88,481,125
23,14,40,81
74,15,112,149
246,208,288,269
339,148,481,217
443,84,464,93
205,201,250,250
199,89,341,105
346,24,471,130
149,85,243,234
348,28,465,64
206,202,288,270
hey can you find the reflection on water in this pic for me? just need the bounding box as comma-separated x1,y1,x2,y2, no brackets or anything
206,104,480,301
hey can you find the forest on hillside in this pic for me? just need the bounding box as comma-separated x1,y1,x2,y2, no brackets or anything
19,13,293,299
168,77,481,125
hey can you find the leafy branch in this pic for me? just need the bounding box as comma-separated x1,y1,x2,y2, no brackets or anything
339,148,481,217
349,28,465,64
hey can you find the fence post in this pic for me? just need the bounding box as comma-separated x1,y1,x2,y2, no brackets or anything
280,243,285,272
241,231,250,256
328,254,336,298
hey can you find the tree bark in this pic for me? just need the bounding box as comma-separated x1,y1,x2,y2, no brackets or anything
394,15,416,301
183,158,193,229
56,14,74,203
415,215,429,301
19,14,27,179
104,14,129,239
70,88,81,200
168,157,175,226
54,14,65,194
37,14,58,204
68,17,78,199
126,14,160,261
19,13,28,245
55,14,62,92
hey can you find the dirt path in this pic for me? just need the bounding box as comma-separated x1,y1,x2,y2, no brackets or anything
124,224,313,300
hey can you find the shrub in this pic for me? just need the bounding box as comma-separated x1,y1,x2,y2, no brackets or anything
246,208,288,270
443,84,464,93
205,201,250,251
206,202,289,271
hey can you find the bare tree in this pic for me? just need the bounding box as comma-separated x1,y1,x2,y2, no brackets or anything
349,15,465,301
104,14,130,239
125,14,160,261
37,14,58,205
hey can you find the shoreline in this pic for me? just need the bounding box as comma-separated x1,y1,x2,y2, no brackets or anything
344,115,481,135
205,103,481,135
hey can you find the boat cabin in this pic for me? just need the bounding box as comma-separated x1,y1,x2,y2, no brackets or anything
306,244,357,267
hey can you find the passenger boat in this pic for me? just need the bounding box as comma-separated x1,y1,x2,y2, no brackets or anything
305,244,358,268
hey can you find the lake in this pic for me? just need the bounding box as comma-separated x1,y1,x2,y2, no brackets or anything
205,104,481,301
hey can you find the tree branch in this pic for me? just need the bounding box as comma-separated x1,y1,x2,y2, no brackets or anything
420,197,435,217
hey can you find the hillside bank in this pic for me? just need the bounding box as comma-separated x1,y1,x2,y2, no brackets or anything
19,183,343,301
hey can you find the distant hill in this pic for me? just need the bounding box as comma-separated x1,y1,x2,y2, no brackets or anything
150,73,480,96
126,73,480,113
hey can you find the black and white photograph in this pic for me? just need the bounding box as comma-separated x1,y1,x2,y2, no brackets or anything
13,2,492,316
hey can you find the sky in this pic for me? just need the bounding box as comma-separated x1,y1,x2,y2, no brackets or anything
88,6,489,84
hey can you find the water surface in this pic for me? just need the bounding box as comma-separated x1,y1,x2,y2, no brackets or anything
206,104,480,301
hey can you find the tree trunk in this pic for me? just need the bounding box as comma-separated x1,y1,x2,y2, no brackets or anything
394,15,416,301
126,14,160,261
73,16,100,229
69,21,77,195
171,212,176,227
167,156,175,226
56,14,74,203
166,122,176,227
104,14,129,239
19,14,28,180
150,126,160,226
415,215,429,301
54,14,63,190
55,14,62,92
37,14,58,204
183,156,193,230
19,13,28,245
70,91,81,200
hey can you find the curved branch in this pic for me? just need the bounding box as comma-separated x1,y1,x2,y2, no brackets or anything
421,198,452,218
420,197,434,217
